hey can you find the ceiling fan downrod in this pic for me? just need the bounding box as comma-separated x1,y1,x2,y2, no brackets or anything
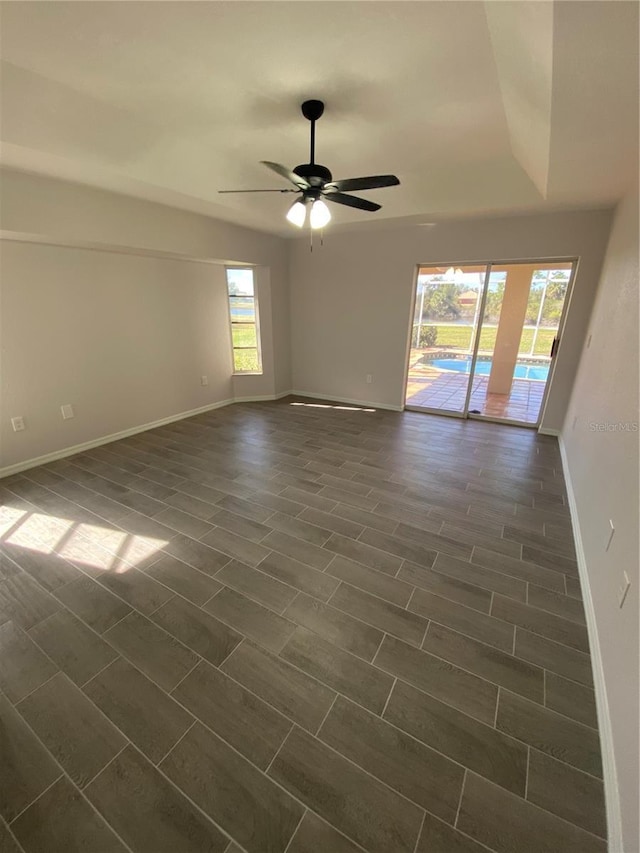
301,99,324,166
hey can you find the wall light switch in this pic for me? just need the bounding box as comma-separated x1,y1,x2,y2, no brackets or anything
572,416,578,430
61,404,74,420
11,416,25,432
366,374,373,384
606,520,615,552
618,572,631,608
200,375,209,386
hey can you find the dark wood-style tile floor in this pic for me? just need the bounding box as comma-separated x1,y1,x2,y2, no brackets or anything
0,399,606,853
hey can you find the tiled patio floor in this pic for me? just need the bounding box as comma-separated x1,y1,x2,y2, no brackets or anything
406,367,546,424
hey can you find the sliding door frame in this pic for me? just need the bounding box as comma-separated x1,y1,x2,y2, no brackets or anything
403,256,580,429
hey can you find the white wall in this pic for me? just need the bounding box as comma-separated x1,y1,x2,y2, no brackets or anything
289,208,613,429
1,242,233,467
0,170,291,471
561,190,639,853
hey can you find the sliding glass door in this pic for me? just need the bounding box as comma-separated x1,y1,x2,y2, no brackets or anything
405,260,575,426
406,264,489,414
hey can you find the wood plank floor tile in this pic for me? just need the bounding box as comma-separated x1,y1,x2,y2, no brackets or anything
375,635,497,724
262,530,333,571
492,594,589,653
103,611,198,691
385,679,527,795
201,527,270,568
28,610,118,691
216,560,298,613
326,555,413,607
153,506,214,539
0,402,604,851
527,584,587,625
515,628,594,686
141,554,222,606
266,512,332,547
152,595,242,665
471,547,565,592
281,626,393,714
85,744,228,853
330,583,427,646
323,533,403,576
432,553,527,601
334,502,400,534
96,567,175,616
409,588,514,651
0,545,82,593
544,671,598,729
527,749,606,838
398,562,492,612
423,623,544,703
221,641,336,733
257,551,339,601
161,533,230,576
457,772,606,853
172,660,291,769
0,691,61,822
299,507,364,540
11,776,127,853
319,695,464,820
283,593,383,661
84,657,193,763
269,727,423,853
55,576,131,634
161,722,303,853
497,690,603,777
0,620,57,703
416,810,492,853
204,587,296,653
285,811,363,853
17,673,126,788
0,571,62,630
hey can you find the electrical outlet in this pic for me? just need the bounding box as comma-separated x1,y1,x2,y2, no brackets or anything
61,404,74,420
366,374,373,384
618,571,631,608
11,416,25,432
606,520,615,551
200,375,209,386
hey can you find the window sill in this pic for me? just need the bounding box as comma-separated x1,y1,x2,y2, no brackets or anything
233,371,263,377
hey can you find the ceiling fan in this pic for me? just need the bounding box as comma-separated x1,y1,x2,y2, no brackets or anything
219,99,400,229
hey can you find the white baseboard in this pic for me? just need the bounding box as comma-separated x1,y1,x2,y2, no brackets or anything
559,435,622,851
538,426,560,436
289,390,403,412
0,394,301,479
233,391,291,403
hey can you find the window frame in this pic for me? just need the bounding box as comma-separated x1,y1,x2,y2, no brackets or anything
225,266,263,375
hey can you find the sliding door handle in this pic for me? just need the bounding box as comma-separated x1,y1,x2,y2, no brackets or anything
550,337,559,358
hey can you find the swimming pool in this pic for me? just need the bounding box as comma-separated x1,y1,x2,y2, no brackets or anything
428,357,549,381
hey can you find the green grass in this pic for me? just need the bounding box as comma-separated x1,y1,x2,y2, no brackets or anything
415,325,556,356
233,349,261,372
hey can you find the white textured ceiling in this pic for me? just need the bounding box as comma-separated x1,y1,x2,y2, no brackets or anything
1,1,637,236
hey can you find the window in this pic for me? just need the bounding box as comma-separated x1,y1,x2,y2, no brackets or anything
225,267,262,374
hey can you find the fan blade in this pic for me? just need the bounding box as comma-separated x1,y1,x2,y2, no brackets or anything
261,161,310,190
218,188,298,193
324,174,400,193
324,192,381,212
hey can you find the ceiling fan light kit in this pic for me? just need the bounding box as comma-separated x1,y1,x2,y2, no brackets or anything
219,100,400,235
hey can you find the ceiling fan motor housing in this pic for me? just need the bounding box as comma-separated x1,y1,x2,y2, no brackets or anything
293,163,333,187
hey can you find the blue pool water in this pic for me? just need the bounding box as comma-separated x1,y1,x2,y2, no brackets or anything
429,358,549,381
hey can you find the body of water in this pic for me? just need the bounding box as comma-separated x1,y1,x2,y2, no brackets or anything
428,357,549,381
